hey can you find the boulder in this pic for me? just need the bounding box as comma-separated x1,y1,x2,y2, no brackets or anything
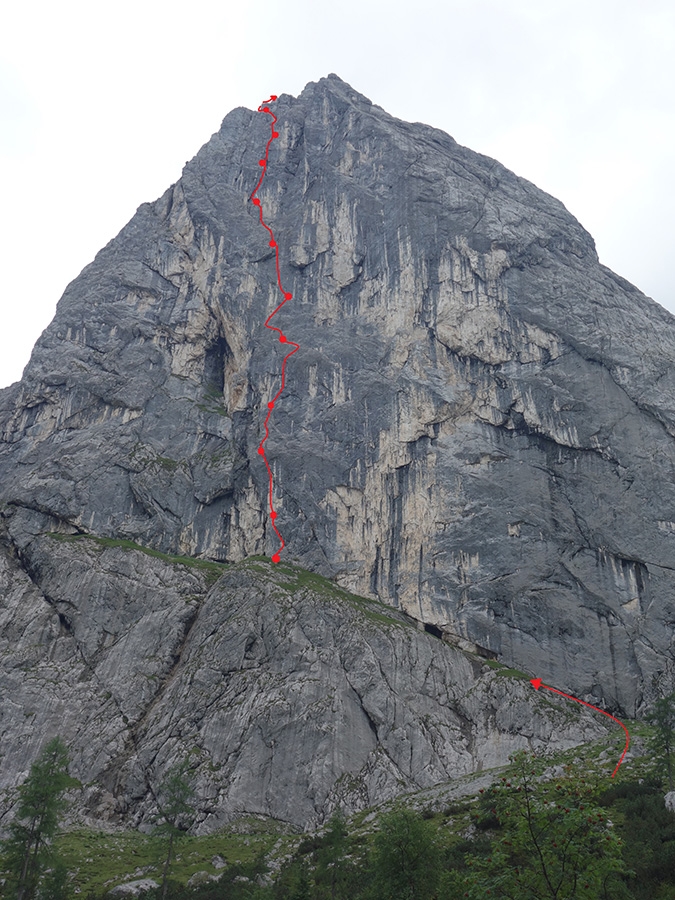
108,879,159,897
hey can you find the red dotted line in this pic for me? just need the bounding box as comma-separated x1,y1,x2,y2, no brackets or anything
250,94,300,564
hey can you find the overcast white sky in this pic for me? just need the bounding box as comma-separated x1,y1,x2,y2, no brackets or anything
1,0,673,389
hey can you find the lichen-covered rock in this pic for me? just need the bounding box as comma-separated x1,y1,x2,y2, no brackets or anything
0,536,607,832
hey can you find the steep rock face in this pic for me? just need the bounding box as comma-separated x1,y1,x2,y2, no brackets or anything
1,74,675,724
0,534,608,832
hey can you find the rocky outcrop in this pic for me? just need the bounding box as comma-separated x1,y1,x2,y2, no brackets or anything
0,74,673,825
0,533,608,832
108,879,160,897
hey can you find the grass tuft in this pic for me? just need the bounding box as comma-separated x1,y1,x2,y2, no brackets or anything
45,533,228,583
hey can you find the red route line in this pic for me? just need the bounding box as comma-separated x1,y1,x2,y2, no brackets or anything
249,94,300,565
530,679,630,777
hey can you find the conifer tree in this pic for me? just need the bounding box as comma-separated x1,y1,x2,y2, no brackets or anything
646,692,675,791
367,804,441,900
153,761,197,900
314,811,350,899
0,737,74,900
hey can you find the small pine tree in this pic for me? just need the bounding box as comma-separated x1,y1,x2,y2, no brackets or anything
38,857,70,900
152,761,197,900
314,811,350,900
646,693,675,791
0,737,74,900
367,804,441,900
273,858,312,900
290,862,311,900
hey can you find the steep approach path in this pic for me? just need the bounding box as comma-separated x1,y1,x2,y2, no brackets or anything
530,678,630,777
250,94,300,564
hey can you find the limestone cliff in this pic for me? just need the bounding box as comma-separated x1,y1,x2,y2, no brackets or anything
0,532,607,832
1,74,673,829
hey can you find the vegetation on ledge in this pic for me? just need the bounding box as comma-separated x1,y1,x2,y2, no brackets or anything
4,714,675,900
44,533,229,585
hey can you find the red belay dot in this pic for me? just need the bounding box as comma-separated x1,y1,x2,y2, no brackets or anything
249,92,300,566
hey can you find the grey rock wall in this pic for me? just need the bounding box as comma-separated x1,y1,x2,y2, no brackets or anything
0,534,608,832
1,73,674,805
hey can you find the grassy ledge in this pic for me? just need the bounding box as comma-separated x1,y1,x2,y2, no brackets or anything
53,819,297,896
44,533,228,585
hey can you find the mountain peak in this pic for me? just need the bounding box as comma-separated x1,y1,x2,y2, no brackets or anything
1,76,674,831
